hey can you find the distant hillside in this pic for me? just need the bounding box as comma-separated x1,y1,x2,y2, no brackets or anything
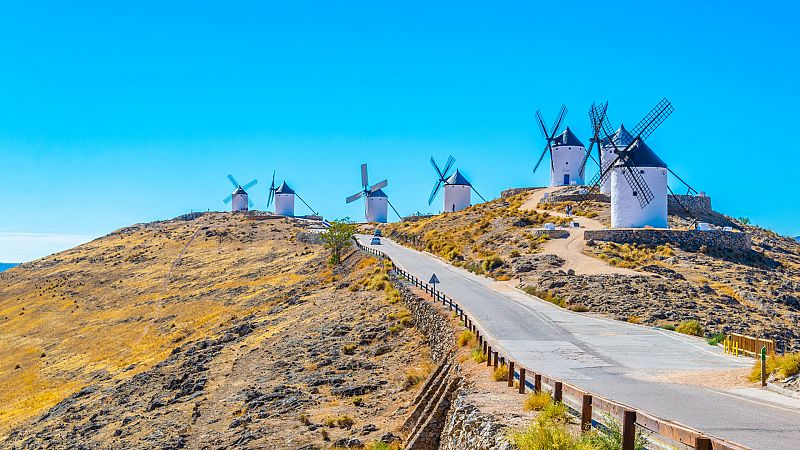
0,213,428,447
0,263,17,273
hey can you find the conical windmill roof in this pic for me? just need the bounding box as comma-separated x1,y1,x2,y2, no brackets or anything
367,189,388,198
275,181,295,194
445,169,471,186
552,127,585,147
602,123,634,147
615,139,667,169
233,186,247,195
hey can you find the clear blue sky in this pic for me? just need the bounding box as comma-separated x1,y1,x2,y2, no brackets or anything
1,1,799,261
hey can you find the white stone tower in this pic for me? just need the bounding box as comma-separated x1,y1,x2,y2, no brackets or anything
601,124,634,194
443,170,472,212
274,181,296,216
549,127,585,187
610,140,668,228
231,187,249,212
366,189,389,223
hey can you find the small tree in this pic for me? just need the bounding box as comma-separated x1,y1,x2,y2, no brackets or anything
321,219,357,265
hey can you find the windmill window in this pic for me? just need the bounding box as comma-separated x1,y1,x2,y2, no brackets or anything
632,191,638,196
639,170,645,174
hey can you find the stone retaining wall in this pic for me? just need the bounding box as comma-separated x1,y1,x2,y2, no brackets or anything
390,273,454,361
584,228,751,252
500,187,539,198
438,394,514,450
669,194,712,214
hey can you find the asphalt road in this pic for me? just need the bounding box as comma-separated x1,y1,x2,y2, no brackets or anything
358,235,800,450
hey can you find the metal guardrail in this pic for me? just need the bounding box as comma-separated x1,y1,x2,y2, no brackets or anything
355,240,751,450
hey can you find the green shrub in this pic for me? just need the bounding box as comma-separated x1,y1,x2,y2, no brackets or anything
457,330,475,347
707,333,725,346
676,320,703,336
492,365,509,382
750,353,800,381
471,343,487,363
582,414,648,450
522,391,551,412
659,323,676,331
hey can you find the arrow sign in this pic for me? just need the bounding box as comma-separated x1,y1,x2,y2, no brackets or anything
429,274,439,285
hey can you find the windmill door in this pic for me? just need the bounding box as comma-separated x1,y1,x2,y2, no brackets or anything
563,174,570,185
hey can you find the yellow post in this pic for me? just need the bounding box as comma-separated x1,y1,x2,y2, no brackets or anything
724,339,728,354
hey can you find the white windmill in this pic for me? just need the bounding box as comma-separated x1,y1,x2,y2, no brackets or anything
532,105,588,187
265,171,318,217
577,98,681,229
428,155,487,212
345,163,400,223
223,174,257,212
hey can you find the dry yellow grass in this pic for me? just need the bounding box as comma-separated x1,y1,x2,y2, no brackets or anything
0,215,325,436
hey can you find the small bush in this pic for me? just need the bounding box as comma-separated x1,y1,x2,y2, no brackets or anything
492,365,509,382
582,414,648,450
676,320,704,336
707,333,725,346
298,414,311,425
342,344,357,355
569,304,589,312
627,316,641,324
522,391,552,412
471,343,487,363
365,442,401,450
403,365,430,389
659,323,676,331
750,353,800,381
352,397,364,406
510,250,521,258
522,287,565,308
457,330,475,347
389,324,403,334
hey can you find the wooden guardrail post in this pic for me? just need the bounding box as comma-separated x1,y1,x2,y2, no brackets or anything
581,394,592,431
493,351,499,369
518,368,526,393
694,437,711,450
486,346,492,367
554,382,562,402
508,362,515,388
534,373,542,393
622,409,636,450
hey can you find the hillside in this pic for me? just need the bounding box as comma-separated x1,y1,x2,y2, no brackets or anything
0,213,428,448
384,188,800,350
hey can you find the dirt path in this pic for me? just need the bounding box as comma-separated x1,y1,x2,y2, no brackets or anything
520,188,637,276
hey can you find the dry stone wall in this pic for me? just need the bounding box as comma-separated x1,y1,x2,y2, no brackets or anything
390,273,454,361
438,394,514,450
584,228,751,252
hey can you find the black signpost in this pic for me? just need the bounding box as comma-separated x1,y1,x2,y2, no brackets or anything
429,273,440,295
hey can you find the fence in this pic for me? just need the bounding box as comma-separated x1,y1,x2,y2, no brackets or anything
725,333,775,358
355,239,751,450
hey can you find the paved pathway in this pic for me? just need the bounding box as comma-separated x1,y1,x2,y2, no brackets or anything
359,235,800,450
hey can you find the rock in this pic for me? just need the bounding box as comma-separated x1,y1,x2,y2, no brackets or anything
333,437,363,448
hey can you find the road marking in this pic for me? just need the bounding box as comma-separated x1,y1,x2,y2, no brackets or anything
708,389,800,415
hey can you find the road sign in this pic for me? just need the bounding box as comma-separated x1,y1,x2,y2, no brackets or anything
429,274,439,285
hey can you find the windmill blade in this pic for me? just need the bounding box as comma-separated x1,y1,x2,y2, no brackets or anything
631,98,674,141
441,155,456,178
580,101,609,176
428,180,443,206
295,193,318,215
248,198,255,208
270,170,276,190
620,157,655,209
226,174,240,188
430,157,444,180
667,168,698,195
369,179,388,192
578,141,595,178
266,189,275,209
388,201,402,220
346,191,365,204
535,110,549,138
242,179,258,191
360,163,369,188
223,194,233,204
471,186,487,203
667,184,698,226
532,146,549,174
549,104,568,138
